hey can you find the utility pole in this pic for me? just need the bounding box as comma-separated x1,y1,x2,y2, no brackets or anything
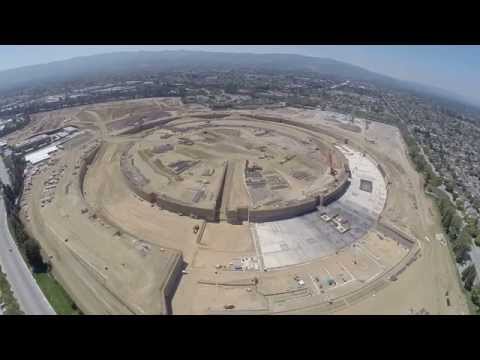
353,243,358,265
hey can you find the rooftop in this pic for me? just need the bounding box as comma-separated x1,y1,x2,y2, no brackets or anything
25,145,58,165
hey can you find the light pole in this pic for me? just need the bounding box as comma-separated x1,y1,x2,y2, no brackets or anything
353,243,357,265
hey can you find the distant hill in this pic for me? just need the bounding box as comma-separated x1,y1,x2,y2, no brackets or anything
398,79,479,110
0,50,475,109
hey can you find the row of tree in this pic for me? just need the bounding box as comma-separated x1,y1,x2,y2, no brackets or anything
1,153,48,273
357,99,480,313
437,196,472,265
404,130,442,190
404,133,480,313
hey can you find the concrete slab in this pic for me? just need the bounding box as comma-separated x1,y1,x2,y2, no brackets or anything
254,145,386,270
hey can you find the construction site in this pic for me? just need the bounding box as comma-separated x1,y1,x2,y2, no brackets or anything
6,97,469,315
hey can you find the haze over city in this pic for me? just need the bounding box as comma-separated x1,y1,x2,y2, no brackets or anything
0,45,479,105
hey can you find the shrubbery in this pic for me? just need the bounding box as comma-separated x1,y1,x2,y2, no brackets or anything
402,127,480,313
2,154,48,273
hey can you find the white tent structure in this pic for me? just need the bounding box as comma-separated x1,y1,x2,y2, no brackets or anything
25,145,58,165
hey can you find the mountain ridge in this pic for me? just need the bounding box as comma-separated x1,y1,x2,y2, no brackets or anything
0,50,475,109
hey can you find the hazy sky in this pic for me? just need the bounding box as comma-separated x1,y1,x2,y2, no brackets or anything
0,45,479,104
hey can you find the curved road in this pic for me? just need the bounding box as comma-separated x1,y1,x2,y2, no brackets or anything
0,156,55,315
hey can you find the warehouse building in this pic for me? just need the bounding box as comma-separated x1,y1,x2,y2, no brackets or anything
25,145,59,165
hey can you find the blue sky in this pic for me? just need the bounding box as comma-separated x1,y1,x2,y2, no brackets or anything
0,45,479,104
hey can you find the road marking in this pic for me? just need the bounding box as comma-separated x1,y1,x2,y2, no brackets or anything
417,238,423,252
338,261,356,281
357,244,385,269
332,278,356,290
322,266,333,279
249,224,264,272
365,270,383,283
359,243,381,261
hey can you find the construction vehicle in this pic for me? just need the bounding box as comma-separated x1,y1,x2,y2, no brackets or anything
193,224,200,234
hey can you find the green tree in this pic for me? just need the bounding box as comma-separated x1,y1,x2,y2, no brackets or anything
442,208,454,232
475,237,480,247
458,227,472,246
471,287,480,308
430,175,442,187
225,82,239,94
448,214,463,240
465,216,478,228
473,198,480,211
438,197,450,214
445,181,454,194
24,239,47,273
461,264,477,291
473,225,480,239
454,242,471,265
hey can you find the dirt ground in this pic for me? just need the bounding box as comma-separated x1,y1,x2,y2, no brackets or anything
14,98,469,315
336,195,469,315
276,108,469,314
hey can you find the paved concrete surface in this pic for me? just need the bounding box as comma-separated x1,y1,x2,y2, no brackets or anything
255,204,375,269
0,156,55,315
0,198,55,314
254,146,386,270
335,145,387,218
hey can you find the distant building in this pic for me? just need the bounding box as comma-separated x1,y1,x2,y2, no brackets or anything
45,95,64,103
63,126,78,134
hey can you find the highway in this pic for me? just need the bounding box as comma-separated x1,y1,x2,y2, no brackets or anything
0,156,11,186
0,156,55,315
